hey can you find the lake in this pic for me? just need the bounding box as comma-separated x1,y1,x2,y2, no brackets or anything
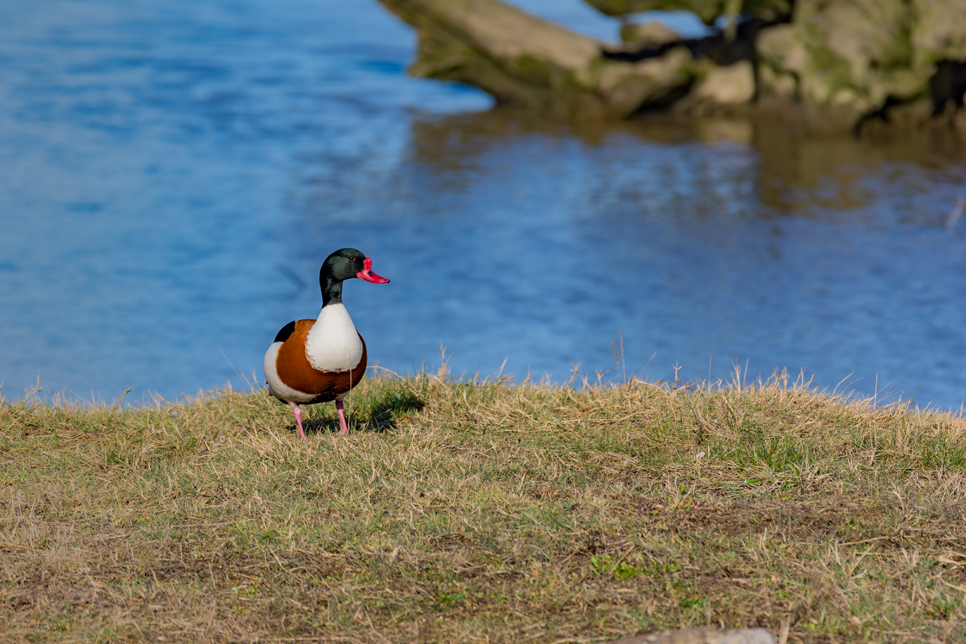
3,0,966,409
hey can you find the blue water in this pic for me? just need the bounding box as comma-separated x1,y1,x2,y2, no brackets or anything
3,0,966,409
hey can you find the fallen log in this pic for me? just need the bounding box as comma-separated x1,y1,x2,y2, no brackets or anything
378,0,696,119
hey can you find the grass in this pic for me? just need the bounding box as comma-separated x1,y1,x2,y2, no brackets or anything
1,367,965,643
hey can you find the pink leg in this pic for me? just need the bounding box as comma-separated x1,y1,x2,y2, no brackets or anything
290,403,306,442
336,399,349,435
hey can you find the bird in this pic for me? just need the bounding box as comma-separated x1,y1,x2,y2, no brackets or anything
264,248,389,440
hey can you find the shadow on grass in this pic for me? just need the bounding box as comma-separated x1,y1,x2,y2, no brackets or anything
299,389,425,436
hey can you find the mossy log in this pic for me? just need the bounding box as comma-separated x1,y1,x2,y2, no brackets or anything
378,0,696,119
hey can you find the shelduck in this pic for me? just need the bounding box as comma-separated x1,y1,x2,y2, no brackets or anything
264,248,389,440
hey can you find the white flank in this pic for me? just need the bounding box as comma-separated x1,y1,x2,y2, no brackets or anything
263,342,317,404
305,303,364,373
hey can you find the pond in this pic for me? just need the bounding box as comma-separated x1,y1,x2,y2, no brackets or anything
2,0,966,409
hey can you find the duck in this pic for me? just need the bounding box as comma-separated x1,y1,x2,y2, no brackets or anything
264,248,389,440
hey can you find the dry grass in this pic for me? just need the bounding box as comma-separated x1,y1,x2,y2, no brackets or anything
1,368,965,643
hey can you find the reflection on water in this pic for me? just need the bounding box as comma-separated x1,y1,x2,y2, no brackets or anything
301,110,966,408
2,0,966,409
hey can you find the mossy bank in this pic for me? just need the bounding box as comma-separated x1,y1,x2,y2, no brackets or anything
2,372,965,643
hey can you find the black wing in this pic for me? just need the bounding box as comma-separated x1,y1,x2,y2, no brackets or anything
274,321,297,343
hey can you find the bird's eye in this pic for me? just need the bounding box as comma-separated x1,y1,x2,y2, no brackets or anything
347,256,356,261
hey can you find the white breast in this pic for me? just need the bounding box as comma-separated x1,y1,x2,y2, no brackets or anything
304,303,364,373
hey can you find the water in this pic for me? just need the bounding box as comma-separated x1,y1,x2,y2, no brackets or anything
2,0,966,409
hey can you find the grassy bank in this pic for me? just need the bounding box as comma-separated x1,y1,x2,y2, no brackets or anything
2,371,965,643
